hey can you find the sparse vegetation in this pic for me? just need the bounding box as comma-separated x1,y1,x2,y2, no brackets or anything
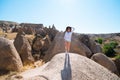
115,55,120,59
95,37,103,44
0,60,44,80
103,41,118,57
6,33,17,40
0,32,35,40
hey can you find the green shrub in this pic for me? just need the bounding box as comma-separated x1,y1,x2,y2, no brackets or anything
96,38,103,44
109,41,118,48
115,55,120,59
103,41,118,57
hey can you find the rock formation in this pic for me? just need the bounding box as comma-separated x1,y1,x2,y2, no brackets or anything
114,59,120,76
10,53,120,80
20,23,43,34
44,32,93,62
0,37,23,71
79,34,102,54
91,53,119,76
0,20,19,33
14,29,34,65
32,34,51,60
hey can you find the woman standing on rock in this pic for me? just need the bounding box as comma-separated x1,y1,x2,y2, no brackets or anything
64,26,74,53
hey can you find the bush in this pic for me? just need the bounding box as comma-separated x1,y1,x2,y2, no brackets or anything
96,38,103,44
103,41,118,57
115,55,120,59
109,41,118,48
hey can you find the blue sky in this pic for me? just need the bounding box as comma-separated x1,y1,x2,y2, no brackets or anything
0,0,120,33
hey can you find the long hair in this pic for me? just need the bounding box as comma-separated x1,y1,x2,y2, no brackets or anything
65,26,72,32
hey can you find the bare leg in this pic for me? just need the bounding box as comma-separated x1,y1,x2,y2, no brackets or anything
67,42,71,52
65,41,71,53
65,41,67,52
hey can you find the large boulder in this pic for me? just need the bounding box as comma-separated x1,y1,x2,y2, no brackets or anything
40,35,51,56
91,53,119,75
32,34,43,55
32,34,51,60
44,32,92,62
79,34,102,54
114,59,120,76
71,33,92,57
11,53,120,80
14,30,34,65
0,37,23,71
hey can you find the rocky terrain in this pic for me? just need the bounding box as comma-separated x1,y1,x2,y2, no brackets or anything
0,20,120,80
10,53,120,80
88,33,120,43
0,20,19,33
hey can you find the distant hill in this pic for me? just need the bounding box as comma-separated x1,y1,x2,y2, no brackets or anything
0,20,19,26
88,33,120,39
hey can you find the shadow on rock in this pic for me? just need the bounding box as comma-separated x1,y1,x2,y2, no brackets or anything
61,53,72,80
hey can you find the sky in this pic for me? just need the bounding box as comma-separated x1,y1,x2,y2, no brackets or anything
0,0,120,33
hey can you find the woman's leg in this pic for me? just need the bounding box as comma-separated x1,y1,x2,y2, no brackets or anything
65,41,67,52
65,41,71,53
67,42,71,52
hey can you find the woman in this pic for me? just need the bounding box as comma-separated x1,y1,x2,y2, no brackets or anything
64,26,74,53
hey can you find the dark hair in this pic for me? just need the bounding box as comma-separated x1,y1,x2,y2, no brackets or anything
65,26,72,32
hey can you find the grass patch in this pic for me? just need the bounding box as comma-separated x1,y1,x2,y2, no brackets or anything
0,60,44,80
6,33,17,40
115,55,120,59
0,32,35,40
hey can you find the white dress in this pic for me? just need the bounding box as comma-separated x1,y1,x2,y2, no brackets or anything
64,32,73,42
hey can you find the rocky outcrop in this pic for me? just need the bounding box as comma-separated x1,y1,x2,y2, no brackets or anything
114,59,120,76
34,25,58,41
32,34,43,54
88,33,120,39
40,35,51,56
71,33,92,57
32,34,44,60
43,25,59,41
20,23,43,34
19,23,58,41
0,20,19,33
11,53,120,80
79,34,102,54
0,37,23,71
91,53,119,75
88,33,120,43
43,32,92,62
14,29,34,65
32,34,51,60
